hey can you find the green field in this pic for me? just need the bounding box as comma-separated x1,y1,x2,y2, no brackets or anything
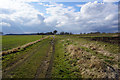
2,34,119,79
2,35,44,51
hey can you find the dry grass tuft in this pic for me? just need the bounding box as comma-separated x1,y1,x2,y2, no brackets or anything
66,44,119,78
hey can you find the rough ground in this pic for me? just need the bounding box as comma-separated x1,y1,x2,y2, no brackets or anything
60,36,119,79
2,35,119,79
67,44,119,78
35,36,55,78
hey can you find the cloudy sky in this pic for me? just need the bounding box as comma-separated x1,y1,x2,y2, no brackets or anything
0,0,119,34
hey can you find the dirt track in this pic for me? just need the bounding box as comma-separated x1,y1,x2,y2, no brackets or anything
3,42,45,77
2,36,56,78
45,36,55,78
35,36,55,78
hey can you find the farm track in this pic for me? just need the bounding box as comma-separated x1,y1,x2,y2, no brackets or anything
3,36,56,78
34,36,55,78
2,37,50,78
3,43,45,77
34,47,51,78
45,36,55,78
2,36,49,70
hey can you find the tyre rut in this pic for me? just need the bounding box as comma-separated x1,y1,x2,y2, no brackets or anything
45,36,55,78
34,36,55,79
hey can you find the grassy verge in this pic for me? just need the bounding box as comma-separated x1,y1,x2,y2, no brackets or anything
51,36,81,78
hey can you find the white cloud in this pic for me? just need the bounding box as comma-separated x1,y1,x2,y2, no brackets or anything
103,0,120,2
105,14,116,21
0,22,11,27
76,4,84,7
0,0,46,33
44,2,118,33
112,25,117,28
0,0,118,33
0,0,43,18
39,3,43,5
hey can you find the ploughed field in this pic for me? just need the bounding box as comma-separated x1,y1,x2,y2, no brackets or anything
2,34,120,79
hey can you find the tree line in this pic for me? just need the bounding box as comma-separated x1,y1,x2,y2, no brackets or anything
37,30,73,35
2,30,120,35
